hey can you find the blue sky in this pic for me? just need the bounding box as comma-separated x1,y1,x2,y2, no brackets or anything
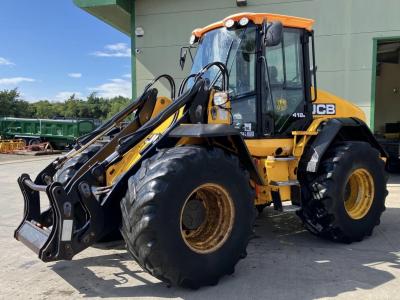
0,1,132,102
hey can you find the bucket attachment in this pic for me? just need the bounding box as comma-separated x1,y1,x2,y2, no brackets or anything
14,173,106,262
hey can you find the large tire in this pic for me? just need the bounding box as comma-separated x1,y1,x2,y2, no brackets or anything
120,146,255,289
298,141,388,243
53,143,103,185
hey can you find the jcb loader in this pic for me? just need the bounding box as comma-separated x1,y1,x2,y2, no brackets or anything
14,13,388,289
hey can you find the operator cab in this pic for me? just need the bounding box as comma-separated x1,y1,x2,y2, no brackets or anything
181,13,316,138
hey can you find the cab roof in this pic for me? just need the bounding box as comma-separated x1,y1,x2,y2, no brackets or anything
192,12,315,37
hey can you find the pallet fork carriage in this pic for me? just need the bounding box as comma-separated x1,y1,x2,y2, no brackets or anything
15,13,388,288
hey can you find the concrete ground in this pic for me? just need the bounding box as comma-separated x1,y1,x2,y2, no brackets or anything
1,155,400,300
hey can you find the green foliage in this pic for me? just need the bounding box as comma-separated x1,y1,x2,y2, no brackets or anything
0,89,34,118
0,89,131,121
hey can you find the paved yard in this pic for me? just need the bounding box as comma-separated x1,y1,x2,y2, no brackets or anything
1,155,400,300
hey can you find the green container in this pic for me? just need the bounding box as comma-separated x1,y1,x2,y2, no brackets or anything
0,117,96,149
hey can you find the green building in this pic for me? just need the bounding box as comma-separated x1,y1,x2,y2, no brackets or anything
74,0,400,133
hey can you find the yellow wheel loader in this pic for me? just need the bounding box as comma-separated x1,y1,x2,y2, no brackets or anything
15,13,388,289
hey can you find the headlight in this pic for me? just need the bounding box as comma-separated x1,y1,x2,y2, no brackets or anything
213,92,228,106
224,19,235,28
239,17,249,27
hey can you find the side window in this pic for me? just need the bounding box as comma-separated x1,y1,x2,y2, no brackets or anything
264,28,305,134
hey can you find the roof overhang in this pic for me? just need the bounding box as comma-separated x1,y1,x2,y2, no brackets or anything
193,12,315,38
74,0,132,35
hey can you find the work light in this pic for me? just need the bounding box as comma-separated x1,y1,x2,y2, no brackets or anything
224,19,235,28
239,17,249,27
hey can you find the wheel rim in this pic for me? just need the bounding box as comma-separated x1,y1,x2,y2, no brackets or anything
344,168,375,220
180,183,235,254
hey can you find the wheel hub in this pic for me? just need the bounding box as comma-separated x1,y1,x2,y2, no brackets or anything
182,199,206,230
344,168,375,220
180,183,235,254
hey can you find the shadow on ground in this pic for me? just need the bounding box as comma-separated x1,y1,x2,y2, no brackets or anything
51,175,400,299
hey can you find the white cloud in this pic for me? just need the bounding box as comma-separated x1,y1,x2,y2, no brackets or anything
0,57,14,66
0,77,35,85
68,73,82,78
89,77,131,98
123,73,131,78
92,43,131,58
55,91,83,101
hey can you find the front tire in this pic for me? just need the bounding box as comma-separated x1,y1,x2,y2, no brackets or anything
120,146,255,289
298,142,388,243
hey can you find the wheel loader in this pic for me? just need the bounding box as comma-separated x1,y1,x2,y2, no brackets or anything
14,13,388,289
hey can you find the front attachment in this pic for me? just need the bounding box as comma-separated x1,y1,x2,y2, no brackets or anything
14,174,105,262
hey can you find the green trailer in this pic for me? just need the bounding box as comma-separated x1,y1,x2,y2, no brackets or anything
0,117,96,149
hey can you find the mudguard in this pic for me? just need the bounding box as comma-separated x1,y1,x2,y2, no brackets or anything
169,124,264,185
303,118,388,173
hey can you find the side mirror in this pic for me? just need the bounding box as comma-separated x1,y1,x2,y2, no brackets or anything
179,47,188,70
263,21,283,47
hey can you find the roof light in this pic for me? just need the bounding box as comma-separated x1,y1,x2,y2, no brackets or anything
189,34,197,45
225,19,235,28
239,17,249,27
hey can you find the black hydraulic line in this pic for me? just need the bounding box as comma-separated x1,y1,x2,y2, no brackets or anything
76,75,176,146
90,80,205,178
117,62,228,149
117,79,204,152
198,61,229,91
178,74,197,96
76,89,153,145
143,74,176,100
90,62,229,178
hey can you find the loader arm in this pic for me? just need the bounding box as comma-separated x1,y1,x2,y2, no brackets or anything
14,76,210,261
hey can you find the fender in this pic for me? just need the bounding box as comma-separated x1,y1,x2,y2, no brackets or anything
303,118,388,173
169,124,264,185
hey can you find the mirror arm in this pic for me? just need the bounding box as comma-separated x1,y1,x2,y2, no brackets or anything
179,46,195,70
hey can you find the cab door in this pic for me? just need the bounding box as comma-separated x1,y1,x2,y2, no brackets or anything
261,28,313,137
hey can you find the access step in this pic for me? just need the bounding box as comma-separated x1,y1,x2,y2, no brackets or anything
269,180,300,187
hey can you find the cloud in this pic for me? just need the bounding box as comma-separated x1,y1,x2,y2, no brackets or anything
92,43,131,58
68,73,82,78
89,76,131,98
55,91,83,101
0,57,14,66
123,73,131,78
0,77,35,85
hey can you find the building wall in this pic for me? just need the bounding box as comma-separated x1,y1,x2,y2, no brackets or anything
134,0,400,126
375,63,400,133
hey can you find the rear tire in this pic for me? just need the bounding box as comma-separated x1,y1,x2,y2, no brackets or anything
298,142,388,243
120,146,255,289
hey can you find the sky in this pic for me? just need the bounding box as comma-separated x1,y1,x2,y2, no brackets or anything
0,1,132,102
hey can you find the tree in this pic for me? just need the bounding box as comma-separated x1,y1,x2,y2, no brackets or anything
0,88,32,117
107,96,131,119
0,88,131,121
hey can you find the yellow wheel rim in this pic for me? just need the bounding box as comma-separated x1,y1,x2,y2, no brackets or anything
180,183,235,254
344,168,375,220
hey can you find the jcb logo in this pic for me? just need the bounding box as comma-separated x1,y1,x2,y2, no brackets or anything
313,104,336,115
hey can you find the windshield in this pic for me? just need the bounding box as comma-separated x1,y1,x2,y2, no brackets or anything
189,25,258,136
190,25,256,90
